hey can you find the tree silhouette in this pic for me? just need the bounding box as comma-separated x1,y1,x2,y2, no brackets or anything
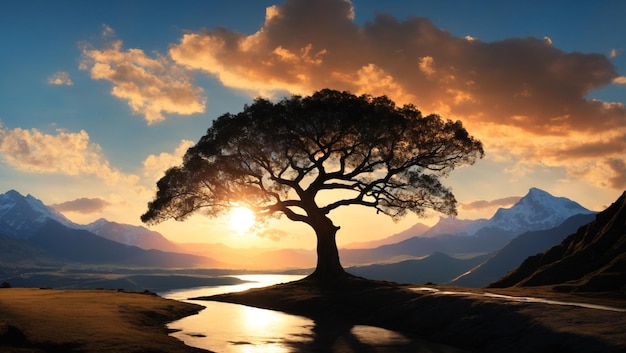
142,89,483,280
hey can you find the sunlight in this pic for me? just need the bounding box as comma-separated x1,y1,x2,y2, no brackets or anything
227,206,255,234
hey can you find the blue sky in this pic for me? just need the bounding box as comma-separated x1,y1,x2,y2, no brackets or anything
0,0,624,249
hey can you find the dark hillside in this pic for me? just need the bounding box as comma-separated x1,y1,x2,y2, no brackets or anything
452,213,596,287
490,191,626,292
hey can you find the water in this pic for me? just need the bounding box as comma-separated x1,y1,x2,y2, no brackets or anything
161,274,466,353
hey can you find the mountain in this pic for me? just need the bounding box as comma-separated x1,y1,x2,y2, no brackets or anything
479,187,594,235
0,190,78,238
490,191,626,292
27,219,218,267
83,218,181,252
347,252,491,285
342,222,430,249
340,188,595,264
450,213,597,288
0,190,220,268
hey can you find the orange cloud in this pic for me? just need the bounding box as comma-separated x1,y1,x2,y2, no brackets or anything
80,26,206,124
258,227,289,241
0,125,137,185
167,0,625,190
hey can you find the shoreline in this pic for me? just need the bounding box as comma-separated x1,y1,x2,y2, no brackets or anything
202,277,626,353
2,280,624,353
0,288,209,353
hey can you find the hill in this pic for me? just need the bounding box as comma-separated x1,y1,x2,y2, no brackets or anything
490,191,626,292
348,251,491,284
451,213,597,287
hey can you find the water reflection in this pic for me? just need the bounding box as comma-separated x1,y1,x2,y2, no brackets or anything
163,275,466,353
168,301,313,353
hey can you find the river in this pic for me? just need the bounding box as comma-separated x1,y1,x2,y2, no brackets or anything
160,274,466,353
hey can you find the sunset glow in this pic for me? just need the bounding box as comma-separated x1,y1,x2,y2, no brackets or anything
227,207,256,235
0,1,624,249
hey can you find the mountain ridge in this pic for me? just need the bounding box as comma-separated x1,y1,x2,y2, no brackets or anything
489,190,626,291
450,213,597,287
0,190,219,268
0,187,599,272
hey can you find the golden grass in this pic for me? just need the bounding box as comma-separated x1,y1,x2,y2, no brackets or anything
0,288,207,353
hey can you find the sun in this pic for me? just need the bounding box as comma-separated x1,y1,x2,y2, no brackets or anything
227,206,255,234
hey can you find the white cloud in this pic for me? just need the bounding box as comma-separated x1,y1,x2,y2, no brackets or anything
142,139,194,183
80,27,206,124
0,124,137,185
48,71,73,86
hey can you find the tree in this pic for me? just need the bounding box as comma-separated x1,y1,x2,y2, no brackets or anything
142,89,483,280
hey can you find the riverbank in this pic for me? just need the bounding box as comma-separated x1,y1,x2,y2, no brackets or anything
203,276,626,353
0,288,208,353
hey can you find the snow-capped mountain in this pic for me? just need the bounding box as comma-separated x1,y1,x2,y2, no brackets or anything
477,187,595,236
0,190,218,268
340,187,597,264
0,190,79,238
0,190,180,252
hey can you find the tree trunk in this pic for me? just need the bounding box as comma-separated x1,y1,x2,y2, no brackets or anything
309,216,346,280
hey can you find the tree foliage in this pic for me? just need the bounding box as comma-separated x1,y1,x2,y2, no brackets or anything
142,89,484,231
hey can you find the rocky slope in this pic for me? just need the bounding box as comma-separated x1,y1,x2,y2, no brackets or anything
490,191,626,292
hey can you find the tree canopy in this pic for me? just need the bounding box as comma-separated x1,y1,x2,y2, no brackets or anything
142,89,483,279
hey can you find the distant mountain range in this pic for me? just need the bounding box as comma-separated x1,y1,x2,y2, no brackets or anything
490,190,626,292
83,218,182,253
348,252,491,285
0,187,604,288
340,188,594,265
343,222,430,249
0,190,219,268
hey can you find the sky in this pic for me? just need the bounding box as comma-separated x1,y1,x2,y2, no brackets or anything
0,0,624,250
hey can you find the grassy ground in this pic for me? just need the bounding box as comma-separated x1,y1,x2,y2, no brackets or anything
0,288,208,353
1,278,624,353
203,276,626,353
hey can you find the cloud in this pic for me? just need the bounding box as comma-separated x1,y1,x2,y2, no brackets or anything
48,71,73,86
80,25,206,124
606,158,626,189
614,76,626,84
258,227,289,241
51,197,110,214
167,0,626,190
142,139,194,182
461,196,522,211
0,124,137,185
